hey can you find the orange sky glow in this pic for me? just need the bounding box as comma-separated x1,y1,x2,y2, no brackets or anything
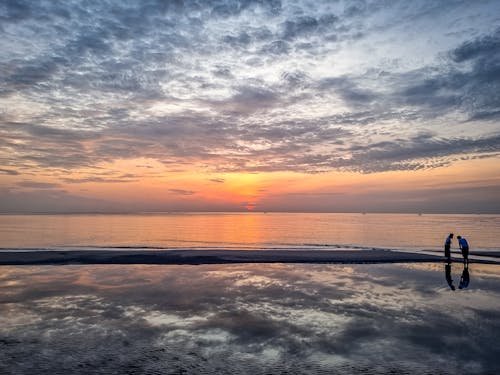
2,157,499,213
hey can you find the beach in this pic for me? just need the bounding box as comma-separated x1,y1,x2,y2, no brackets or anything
0,248,450,265
2,262,500,374
0,248,499,266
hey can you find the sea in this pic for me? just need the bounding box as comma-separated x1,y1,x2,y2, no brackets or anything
0,212,498,251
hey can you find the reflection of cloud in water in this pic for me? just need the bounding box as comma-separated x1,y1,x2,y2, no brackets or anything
0,264,499,374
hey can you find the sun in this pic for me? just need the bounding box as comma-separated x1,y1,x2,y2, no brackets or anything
223,173,263,211
244,202,257,211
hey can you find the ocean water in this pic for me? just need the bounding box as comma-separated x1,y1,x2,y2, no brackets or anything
0,213,498,251
1,263,500,374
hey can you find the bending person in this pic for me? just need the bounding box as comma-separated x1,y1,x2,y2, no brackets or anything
457,235,469,265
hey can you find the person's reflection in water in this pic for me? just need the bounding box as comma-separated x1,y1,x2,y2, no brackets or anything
459,264,470,289
445,262,455,290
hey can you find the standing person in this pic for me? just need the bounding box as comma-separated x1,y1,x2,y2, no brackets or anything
444,233,453,261
457,235,469,264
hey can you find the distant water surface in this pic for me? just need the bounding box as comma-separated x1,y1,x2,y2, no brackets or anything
0,213,498,251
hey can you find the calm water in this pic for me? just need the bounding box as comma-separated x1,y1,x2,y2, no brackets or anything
1,263,500,374
0,213,499,250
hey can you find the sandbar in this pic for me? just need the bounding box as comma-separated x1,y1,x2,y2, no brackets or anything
0,248,493,265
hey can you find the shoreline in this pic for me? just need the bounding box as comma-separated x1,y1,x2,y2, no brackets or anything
0,249,498,266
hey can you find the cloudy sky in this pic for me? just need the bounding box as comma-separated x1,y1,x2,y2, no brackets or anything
1,0,499,213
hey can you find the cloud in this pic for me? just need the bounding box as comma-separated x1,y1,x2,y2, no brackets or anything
285,192,344,196
262,184,500,213
0,168,20,175
385,27,500,121
208,86,280,114
168,189,196,196
0,187,108,213
338,133,500,173
260,40,290,55
0,0,33,24
450,28,500,120
319,76,377,107
4,60,59,89
61,176,137,184
281,13,338,41
0,121,99,169
17,181,61,189
450,28,500,63
0,0,499,182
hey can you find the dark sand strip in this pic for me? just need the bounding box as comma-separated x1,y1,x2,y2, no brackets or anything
0,249,489,265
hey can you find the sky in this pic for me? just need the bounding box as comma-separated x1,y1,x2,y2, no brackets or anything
1,0,500,213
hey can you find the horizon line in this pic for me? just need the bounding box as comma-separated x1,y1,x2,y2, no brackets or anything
0,211,498,215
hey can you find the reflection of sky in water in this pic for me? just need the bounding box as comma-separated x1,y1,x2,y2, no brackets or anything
1,263,500,374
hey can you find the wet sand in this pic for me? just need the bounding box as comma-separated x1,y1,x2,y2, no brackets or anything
0,248,491,265
2,262,500,374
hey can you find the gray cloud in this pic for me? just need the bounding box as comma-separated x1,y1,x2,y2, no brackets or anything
262,184,500,213
17,181,61,189
0,121,99,169
208,86,280,114
0,0,32,24
61,176,137,184
168,189,196,196
0,187,109,213
209,178,225,183
4,60,59,89
381,27,500,121
281,13,339,41
319,76,377,107
0,168,20,175
451,28,500,63
260,40,290,55
339,133,500,173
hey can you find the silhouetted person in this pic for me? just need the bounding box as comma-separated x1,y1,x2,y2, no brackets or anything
444,233,453,261
459,264,470,289
445,262,455,290
457,235,469,265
